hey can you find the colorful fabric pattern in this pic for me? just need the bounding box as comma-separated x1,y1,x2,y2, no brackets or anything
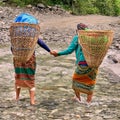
72,64,98,95
13,55,36,89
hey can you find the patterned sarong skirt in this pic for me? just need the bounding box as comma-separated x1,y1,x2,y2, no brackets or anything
72,64,98,95
13,55,36,89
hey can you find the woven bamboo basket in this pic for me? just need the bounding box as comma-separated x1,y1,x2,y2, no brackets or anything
10,23,40,62
78,30,113,68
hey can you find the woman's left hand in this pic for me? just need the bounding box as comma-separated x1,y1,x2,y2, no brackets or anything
50,51,58,57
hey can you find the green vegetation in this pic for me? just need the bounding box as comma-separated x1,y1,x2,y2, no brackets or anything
3,0,120,16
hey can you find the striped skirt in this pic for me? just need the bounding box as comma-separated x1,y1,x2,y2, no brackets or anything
72,63,98,95
13,55,36,89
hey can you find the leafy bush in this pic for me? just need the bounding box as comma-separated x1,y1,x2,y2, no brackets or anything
6,0,120,16
72,0,99,15
94,0,120,16
113,0,120,16
9,0,25,7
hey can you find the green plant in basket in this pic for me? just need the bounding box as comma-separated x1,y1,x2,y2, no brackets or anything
83,35,92,44
90,37,97,44
80,35,88,43
97,36,108,44
103,36,108,43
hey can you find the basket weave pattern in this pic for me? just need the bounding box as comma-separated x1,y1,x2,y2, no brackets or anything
10,23,40,62
78,30,113,68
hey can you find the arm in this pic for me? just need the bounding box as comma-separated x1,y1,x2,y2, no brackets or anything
37,38,50,52
58,35,78,56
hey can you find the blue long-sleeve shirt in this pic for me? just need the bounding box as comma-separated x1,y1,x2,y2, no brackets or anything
58,35,85,64
37,38,50,52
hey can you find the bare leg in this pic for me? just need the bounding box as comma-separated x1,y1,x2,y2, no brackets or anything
15,85,21,101
86,94,93,103
72,89,83,103
74,90,81,101
29,88,35,105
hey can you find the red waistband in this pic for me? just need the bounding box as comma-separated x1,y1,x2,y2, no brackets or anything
78,61,87,65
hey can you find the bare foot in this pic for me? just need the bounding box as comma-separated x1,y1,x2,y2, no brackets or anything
72,96,83,103
30,100,38,106
30,102,35,105
15,98,19,102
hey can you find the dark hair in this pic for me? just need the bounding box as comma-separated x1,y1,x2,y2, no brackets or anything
77,23,88,30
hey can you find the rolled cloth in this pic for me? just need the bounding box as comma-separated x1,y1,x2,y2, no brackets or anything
77,23,88,30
